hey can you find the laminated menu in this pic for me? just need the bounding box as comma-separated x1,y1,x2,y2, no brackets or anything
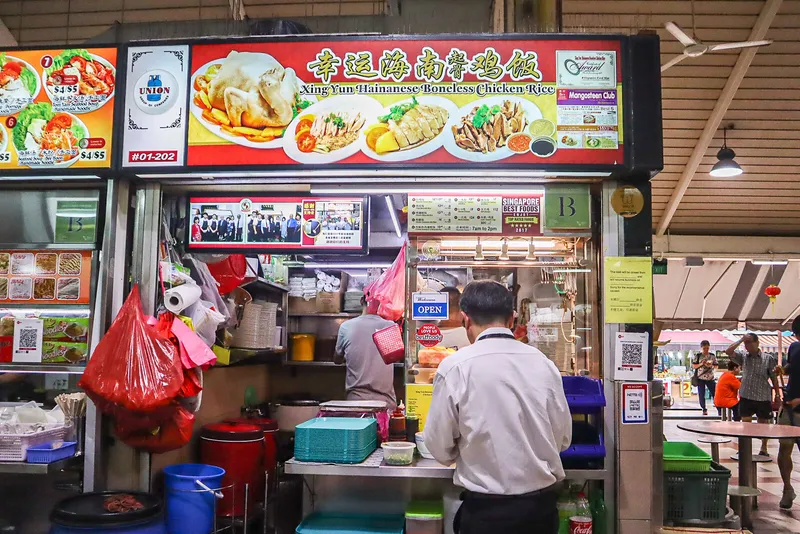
0,250,92,305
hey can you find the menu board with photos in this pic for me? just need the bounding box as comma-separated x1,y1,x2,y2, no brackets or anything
0,250,92,305
0,48,116,170
122,36,644,171
187,196,367,252
409,193,543,236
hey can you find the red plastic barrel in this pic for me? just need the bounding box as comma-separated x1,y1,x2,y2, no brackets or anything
200,423,264,517
225,417,278,489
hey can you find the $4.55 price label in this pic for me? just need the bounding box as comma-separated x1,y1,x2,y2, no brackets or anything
80,149,107,162
0,152,11,163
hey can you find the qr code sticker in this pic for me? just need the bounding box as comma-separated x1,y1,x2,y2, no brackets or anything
17,327,39,351
621,342,643,367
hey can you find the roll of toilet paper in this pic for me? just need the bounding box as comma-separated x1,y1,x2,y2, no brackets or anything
164,283,202,314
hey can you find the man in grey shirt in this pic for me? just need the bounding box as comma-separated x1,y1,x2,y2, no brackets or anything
334,296,397,409
726,333,781,458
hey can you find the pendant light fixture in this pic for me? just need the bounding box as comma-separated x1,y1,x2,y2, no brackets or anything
710,126,743,178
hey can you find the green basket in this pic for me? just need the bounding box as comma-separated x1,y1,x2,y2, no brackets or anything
663,441,712,472
664,461,731,523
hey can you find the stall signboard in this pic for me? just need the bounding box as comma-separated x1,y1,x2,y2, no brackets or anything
0,48,116,171
544,184,591,230
122,45,190,167
187,195,367,253
0,250,92,304
408,193,543,236
155,37,627,171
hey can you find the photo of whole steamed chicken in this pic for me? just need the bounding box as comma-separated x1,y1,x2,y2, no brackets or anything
362,96,457,162
282,95,382,164
191,51,315,149
443,96,542,162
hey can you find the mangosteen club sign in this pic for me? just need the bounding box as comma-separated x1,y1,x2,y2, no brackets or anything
409,193,542,236
122,45,189,167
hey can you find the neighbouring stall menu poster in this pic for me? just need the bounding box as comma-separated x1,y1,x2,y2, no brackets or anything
408,193,543,236
187,196,367,252
0,250,92,305
0,48,116,171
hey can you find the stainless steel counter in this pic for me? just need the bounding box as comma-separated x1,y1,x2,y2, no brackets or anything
0,457,76,475
285,450,607,481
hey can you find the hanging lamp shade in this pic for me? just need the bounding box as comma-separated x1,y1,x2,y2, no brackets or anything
710,127,743,177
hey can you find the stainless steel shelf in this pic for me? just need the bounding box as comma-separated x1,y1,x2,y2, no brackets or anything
286,457,606,482
289,313,360,318
285,455,454,479
241,277,289,293
0,364,85,375
0,457,77,475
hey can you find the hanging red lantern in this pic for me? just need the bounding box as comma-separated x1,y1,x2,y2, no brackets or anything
765,284,781,312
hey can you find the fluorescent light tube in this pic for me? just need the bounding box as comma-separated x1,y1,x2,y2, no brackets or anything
384,195,402,238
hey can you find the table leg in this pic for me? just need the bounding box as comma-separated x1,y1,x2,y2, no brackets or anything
739,437,753,529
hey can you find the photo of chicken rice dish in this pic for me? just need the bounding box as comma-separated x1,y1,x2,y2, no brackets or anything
193,51,312,143
295,112,365,154
365,97,450,155
452,100,528,153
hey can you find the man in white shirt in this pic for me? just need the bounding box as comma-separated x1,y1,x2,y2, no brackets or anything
425,280,572,534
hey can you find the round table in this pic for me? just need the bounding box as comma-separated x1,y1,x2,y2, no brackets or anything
677,421,800,529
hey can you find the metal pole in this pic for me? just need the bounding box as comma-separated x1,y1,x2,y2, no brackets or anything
130,183,163,492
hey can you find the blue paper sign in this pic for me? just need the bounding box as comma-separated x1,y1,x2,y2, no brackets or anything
412,292,449,321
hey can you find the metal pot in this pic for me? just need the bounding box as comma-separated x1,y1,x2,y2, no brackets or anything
271,400,320,431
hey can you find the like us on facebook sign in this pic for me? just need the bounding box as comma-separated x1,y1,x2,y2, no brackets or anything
411,292,449,321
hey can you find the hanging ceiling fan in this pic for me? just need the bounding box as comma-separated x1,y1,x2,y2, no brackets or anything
661,16,772,73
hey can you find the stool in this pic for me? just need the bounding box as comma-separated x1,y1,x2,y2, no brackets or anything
751,455,771,508
728,485,761,518
698,435,731,464
720,407,733,421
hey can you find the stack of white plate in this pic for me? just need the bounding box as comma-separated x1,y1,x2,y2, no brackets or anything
232,300,279,349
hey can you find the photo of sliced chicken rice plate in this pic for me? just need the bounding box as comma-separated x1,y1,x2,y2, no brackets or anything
364,97,450,155
452,100,528,154
300,112,365,153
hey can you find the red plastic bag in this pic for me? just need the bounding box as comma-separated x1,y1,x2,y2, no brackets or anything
78,285,183,415
207,254,255,295
114,405,195,454
366,243,406,322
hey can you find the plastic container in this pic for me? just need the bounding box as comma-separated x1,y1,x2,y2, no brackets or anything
163,464,224,534
663,442,712,472
664,461,731,523
296,512,404,534
50,491,166,534
291,334,316,361
26,441,76,464
562,376,606,413
200,423,264,517
381,442,415,466
415,432,434,460
0,423,67,461
406,501,443,534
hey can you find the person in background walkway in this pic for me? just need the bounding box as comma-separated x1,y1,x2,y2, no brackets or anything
334,295,397,410
425,281,571,534
693,340,718,416
715,360,741,421
778,316,800,509
726,333,781,458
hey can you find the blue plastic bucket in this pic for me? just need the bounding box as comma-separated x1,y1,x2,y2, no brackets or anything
163,464,225,534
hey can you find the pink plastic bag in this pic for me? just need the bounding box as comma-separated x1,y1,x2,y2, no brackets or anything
366,243,406,322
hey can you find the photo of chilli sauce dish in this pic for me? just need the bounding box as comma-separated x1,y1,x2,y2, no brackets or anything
530,136,557,158
507,133,532,154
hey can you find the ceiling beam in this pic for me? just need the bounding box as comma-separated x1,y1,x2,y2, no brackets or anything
0,17,17,46
654,0,783,237
653,234,800,259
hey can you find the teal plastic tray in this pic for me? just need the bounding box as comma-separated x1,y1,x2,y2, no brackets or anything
295,418,377,451
296,513,404,534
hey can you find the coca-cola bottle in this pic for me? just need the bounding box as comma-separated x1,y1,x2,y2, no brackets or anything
569,492,593,534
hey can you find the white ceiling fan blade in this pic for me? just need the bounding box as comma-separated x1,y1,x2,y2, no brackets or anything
665,22,698,47
661,54,688,73
709,40,773,52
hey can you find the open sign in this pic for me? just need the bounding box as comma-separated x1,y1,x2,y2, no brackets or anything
411,292,449,321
